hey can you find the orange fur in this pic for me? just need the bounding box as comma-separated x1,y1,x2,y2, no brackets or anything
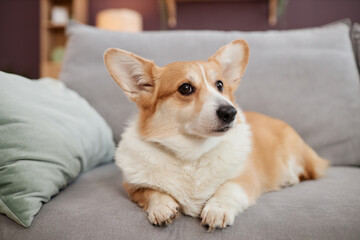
232,112,329,202
123,182,155,211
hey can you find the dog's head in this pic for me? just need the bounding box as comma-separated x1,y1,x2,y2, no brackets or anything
104,39,249,140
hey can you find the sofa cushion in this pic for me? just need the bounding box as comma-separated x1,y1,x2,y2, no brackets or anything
60,22,360,166
0,72,115,227
352,23,360,71
0,163,359,240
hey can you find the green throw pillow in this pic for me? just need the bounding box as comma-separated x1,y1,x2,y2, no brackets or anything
0,71,115,227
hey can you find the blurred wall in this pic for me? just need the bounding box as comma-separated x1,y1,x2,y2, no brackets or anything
173,0,360,31
1,0,360,78
89,0,360,31
0,0,39,79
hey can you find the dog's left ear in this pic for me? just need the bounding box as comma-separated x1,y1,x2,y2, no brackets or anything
209,39,249,88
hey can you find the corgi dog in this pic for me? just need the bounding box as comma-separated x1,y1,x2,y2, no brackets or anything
104,39,329,231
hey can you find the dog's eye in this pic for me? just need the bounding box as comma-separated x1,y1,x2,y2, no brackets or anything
178,83,194,96
216,80,224,92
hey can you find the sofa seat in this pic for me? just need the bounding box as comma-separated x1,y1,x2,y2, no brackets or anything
1,163,359,240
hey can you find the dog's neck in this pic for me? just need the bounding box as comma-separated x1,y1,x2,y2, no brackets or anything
149,134,224,162
137,111,248,162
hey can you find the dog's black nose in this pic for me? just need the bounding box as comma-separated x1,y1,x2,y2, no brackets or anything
216,105,237,124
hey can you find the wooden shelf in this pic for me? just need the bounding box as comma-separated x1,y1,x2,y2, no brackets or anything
47,23,66,29
162,0,279,29
41,61,62,79
40,0,88,79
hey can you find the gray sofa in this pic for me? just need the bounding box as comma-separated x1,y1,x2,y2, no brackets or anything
1,21,360,239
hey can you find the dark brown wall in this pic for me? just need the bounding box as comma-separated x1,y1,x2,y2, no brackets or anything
1,0,360,79
174,0,360,31
0,0,39,78
88,0,360,31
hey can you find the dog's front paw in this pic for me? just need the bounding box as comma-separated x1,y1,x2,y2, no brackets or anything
147,193,180,226
200,201,235,231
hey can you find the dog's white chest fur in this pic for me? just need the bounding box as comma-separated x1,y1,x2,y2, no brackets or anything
115,119,252,217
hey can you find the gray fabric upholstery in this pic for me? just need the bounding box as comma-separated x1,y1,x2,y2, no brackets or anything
60,22,360,166
352,23,360,71
1,163,359,240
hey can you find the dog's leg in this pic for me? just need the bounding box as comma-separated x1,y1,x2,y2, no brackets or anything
124,183,180,226
200,180,254,231
201,166,260,231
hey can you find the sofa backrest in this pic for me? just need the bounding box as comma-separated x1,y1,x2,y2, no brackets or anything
60,22,360,166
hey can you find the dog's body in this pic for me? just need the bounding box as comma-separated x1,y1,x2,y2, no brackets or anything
104,40,329,230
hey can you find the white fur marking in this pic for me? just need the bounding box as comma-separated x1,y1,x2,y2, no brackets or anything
197,63,234,106
201,182,250,228
281,155,303,187
116,120,252,217
147,192,179,225
198,63,211,89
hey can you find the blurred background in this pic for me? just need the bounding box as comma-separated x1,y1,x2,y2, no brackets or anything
0,0,359,79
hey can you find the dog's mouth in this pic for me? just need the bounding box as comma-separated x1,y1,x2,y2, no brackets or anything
214,125,231,133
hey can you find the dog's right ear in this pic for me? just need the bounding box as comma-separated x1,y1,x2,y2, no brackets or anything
208,39,249,90
104,48,156,102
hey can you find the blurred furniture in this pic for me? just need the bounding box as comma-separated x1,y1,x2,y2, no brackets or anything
96,9,143,32
40,0,88,78
163,0,279,28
